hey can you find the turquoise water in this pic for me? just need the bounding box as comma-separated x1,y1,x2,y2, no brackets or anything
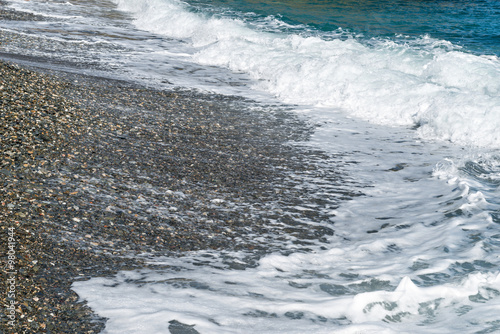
189,0,500,56
3,0,500,332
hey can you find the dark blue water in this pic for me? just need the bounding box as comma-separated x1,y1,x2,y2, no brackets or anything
189,0,500,56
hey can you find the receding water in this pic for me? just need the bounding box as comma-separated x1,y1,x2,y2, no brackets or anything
2,0,500,332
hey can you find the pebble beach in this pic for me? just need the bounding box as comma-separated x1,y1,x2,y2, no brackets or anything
0,4,350,333
4,0,500,332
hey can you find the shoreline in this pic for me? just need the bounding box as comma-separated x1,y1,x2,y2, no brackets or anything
0,3,354,332
0,58,286,333
0,56,350,332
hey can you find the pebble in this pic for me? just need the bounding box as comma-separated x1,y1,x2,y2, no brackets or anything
0,4,361,332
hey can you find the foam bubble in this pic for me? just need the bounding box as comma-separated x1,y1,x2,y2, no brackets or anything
113,0,500,149
73,258,500,333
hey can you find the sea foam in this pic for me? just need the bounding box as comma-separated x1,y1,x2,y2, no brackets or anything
113,0,500,149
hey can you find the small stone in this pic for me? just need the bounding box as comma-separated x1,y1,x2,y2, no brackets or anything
211,198,225,204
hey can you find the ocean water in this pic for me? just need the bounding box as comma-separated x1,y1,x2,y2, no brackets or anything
2,0,500,332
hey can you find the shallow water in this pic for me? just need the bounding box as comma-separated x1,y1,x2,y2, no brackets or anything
2,0,500,332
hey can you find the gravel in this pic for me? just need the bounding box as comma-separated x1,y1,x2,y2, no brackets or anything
1,3,360,332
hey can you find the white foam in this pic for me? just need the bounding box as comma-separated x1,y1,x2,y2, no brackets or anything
72,121,500,332
6,0,497,331
112,0,500,149
5,0,87,20
73,256,500,333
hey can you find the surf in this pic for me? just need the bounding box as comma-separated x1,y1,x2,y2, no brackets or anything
112,0,500,150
